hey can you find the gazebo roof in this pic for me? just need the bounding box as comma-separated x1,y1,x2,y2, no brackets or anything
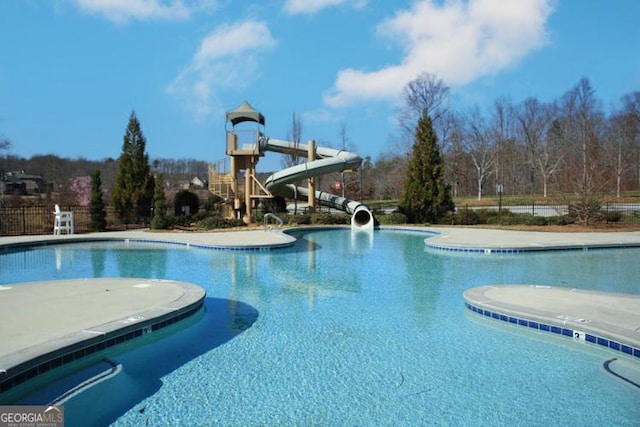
225,101,265,126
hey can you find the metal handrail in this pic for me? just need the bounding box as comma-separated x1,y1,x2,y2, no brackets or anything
263,213,284,230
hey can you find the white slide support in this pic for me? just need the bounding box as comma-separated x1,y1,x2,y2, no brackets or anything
260,137,374,229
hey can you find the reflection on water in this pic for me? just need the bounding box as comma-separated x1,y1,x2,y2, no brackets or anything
2,232,640,426
90,248,106,277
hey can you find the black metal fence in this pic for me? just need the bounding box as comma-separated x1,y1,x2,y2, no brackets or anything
459,202,640,225
2,202,640,236
0,206,120,236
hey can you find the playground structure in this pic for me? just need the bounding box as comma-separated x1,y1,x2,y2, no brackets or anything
208,102,374,229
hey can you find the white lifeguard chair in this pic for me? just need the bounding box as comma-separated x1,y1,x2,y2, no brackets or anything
53,204,74,235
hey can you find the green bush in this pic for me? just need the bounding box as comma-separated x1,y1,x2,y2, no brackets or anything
288,214,311,225
195,215,245,229
202,194,224,212
167,213,191,228
376,212,408,225
444,208,483,225
601,210,622,223
310,213,350,225
150,215,171,230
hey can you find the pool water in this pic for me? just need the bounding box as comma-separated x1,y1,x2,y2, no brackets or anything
2,229,640,426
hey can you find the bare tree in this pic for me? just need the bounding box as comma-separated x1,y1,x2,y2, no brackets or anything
559,78,606,191
371,153,405,200
606,113,631,197
516,98,565,197
606,93,640,197
338,121,349,198
282,112,303,168
553,78,607,223
463,107,497,200
620,92,640,188
397,73,450,154
0,137,11,175
488,97,516,194
0,137,10,152
443,118,470,198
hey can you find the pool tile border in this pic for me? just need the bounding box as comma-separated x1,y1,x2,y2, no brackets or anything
0,280,206,401
464,301,640,360
429,242,640,254
0,236,294,252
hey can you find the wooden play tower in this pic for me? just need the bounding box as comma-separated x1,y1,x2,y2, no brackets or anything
209,102,375,229
208,101,318,223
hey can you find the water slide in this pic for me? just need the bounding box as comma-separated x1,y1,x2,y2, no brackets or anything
258,137,374,229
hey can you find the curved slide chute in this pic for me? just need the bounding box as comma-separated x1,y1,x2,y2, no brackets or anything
259,137,374,229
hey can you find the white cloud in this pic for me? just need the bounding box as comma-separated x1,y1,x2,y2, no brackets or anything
324,0,555,107
70,0,216,23
283,0,366,16
167,20,277,120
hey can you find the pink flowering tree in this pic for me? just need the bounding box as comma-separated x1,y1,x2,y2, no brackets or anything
70,175,92,207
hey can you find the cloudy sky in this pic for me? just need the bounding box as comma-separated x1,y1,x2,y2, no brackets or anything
1,0,638,171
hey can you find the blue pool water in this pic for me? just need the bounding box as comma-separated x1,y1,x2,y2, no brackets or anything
2,229,640,426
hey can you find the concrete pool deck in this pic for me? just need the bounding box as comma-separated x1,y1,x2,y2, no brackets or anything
1,226,640,399
463,285,640,358
423,226,640,252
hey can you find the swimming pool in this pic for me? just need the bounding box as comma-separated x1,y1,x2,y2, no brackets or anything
2,228,640,426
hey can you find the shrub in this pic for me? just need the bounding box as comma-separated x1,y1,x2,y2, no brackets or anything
310,213,350,225
288,214,311,225
150,215,171,230
601,210,622,223
376,212,408,225
201,194,224,213
444,208,483,225
195,215,245,229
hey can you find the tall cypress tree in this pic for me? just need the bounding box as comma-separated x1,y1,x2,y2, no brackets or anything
150,173,169,229
89,169,107,231
400,109,455,223
112,111,155,224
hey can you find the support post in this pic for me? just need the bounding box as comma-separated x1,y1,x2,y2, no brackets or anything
307,139,316,213
245,160,253,222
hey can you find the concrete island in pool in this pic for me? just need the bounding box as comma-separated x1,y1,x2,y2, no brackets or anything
1,226,640,401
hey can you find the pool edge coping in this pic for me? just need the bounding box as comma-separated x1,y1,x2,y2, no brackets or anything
463,285,640,362
0,278,206,402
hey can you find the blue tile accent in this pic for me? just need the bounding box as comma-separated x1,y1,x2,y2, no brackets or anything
419,224,640,255
464,302,640,362
0,300,204,395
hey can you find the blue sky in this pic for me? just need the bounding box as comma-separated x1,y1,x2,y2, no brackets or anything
1,0,639,172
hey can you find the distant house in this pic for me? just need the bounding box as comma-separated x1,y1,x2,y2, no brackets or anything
190,176,205,189
0,171,50,195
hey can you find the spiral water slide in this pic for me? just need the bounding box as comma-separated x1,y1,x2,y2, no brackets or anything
259,137,374,229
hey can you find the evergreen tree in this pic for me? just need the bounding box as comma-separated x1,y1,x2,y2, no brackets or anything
150,174,169,229
400,110,455,223
112,111,155,224
89,169,107,231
